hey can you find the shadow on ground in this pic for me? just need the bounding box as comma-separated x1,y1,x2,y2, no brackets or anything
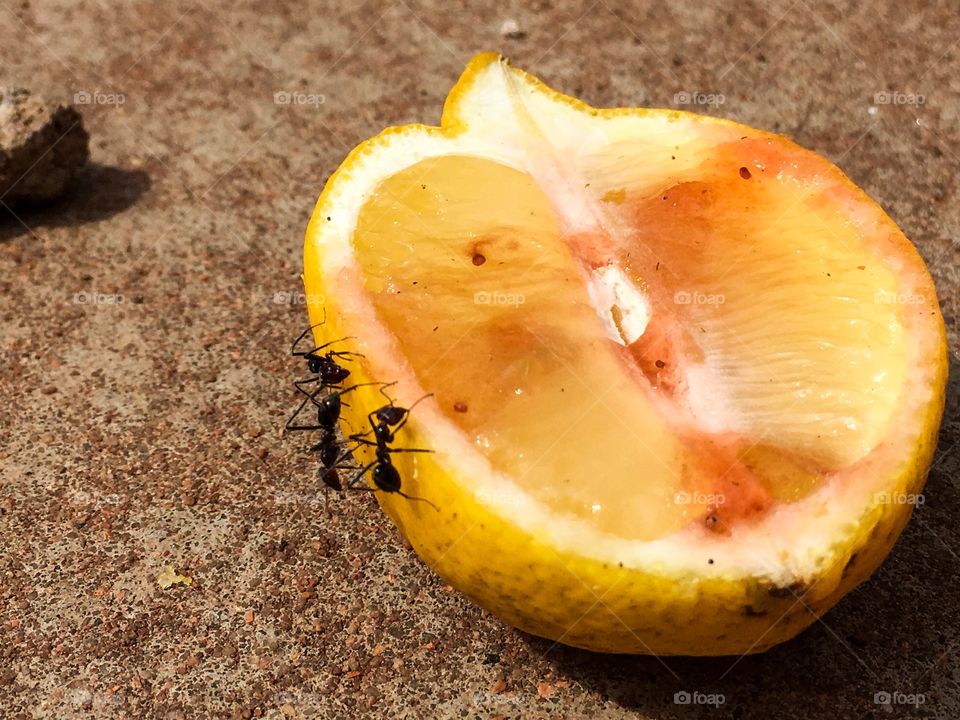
0,164,150,242
530,357,959,720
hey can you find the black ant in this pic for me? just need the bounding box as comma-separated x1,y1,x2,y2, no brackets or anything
285,382,383,495
285,381,380,433
343,390,438,510
285,323,437,511
287,318,368,509
291,319,363,393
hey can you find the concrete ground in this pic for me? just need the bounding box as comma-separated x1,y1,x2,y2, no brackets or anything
1,1,958,718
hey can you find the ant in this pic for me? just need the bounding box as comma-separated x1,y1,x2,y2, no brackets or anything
287,317,368,508
343,389,438,510
285,381,383,491
290,317,363,393
285,381,381,433
285,323,437,512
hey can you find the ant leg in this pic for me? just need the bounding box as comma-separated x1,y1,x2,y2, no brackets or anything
363,407,382,437
294,382,327,402
285,395,329,431
298,381,382,408
339,415,358,434
347,435,378,448
285,422,327,432
345,461,378,489
284,392,316,432
293,377,319,394
342,438,431,456
293,336,359,359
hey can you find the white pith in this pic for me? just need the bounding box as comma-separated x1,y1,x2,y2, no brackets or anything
306,57,941,586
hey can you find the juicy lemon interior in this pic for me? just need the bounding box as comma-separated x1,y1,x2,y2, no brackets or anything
351,153,908,541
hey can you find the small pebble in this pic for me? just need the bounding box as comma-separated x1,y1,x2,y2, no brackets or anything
499,19,526,39
0,87,89,205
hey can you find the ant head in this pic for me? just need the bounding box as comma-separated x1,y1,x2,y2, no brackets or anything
375,405,407,426
320,363,351,384
306,354,323,374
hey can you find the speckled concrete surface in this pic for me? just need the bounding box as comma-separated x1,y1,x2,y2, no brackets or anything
1,1,959,718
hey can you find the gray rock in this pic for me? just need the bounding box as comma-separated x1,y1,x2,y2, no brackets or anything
0,87,89,206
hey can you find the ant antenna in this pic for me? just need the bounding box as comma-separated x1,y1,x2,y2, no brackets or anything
376,384,434,416
377,381,399,404
290,310,327,354
387,489,439,512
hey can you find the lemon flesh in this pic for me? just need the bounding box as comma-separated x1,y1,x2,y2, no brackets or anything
352,152,908,541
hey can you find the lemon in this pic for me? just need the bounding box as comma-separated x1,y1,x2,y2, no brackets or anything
300,53,946,655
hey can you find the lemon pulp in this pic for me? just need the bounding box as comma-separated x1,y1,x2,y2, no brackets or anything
351,152,908,542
